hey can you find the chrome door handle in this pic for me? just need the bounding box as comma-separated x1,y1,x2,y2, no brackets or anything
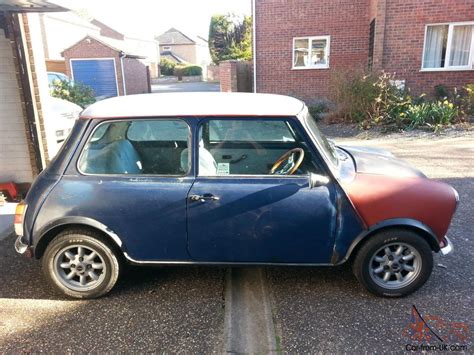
189,194,220,202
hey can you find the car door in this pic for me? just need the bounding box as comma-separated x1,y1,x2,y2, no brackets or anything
186,117,338,263
69,118,193,261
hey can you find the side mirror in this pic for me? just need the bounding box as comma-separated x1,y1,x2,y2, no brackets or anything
309,173,330,189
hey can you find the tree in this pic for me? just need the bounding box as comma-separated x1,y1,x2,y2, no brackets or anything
208,14,252,64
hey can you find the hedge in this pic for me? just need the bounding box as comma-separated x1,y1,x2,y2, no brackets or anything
174,65,202,77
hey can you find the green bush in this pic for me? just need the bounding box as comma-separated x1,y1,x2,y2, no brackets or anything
50,79,95,108
308,103,328,120
403,100,458,130
330,70,378,123
330,70,462,131
330,71,410,128
160,58,176,76
433,84,450,100
174,65,202,77
462,84,474,115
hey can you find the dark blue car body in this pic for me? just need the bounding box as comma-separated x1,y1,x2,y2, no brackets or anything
21,116,366,265
14,93,457,298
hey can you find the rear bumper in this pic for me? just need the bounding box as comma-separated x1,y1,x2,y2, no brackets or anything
14,235,33,258
440,236,453,256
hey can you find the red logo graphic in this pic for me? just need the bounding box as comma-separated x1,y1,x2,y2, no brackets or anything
402,305,470,343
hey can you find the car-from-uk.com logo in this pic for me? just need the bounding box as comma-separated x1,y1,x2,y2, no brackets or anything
403,305,470,352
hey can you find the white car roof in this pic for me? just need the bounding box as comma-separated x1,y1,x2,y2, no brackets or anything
80,92,306,119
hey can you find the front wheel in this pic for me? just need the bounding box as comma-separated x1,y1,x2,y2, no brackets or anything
352,229,433,297
42,229,121,299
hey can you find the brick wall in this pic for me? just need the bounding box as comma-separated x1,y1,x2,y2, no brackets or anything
123,57,149,95
0,26,33,182
220,61,237,92
220,60,253,93
63,37,124,96
256,0,474,101
22,14,49,164
379,0,474,95
255,0,370,101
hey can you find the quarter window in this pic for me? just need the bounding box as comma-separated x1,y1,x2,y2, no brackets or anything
293,36,330,69
423,23,474,70
79,119,189,175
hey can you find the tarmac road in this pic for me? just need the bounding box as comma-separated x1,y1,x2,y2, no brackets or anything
0,252,225,352
0,133,472,352
151,81,220,93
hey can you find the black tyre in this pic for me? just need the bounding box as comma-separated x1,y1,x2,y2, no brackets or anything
42,228,121,299
352,229,433,297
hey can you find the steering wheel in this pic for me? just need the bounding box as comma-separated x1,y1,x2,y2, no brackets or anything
270,148,305,175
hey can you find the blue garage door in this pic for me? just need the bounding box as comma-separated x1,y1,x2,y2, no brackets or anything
71,59,118,98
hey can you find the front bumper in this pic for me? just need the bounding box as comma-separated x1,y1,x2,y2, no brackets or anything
440,236,453,256
14,235,33,258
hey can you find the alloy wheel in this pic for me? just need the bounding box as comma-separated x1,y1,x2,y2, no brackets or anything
53,245,107,292
369,242,422,290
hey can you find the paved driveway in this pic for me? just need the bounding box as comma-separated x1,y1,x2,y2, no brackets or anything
0,132,472,352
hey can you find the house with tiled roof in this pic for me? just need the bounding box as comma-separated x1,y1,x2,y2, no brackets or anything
156,27,211,67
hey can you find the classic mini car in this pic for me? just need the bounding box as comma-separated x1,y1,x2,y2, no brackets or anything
14,93,457,299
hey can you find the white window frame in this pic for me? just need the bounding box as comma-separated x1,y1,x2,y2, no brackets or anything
421,21,474,72
292,35,330,70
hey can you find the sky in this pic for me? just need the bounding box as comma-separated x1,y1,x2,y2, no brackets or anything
51,0,252,40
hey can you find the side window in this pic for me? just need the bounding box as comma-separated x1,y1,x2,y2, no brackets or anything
128,120,189,141
209,120,295,142
198,119,320,176
79,119,189,175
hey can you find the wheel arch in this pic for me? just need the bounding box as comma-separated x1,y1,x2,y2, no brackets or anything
34,217,125,260
340,218,441,264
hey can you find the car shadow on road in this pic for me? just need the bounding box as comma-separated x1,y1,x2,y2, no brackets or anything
0,235,224,301
0,239,225,352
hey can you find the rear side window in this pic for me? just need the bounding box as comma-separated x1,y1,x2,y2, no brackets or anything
78,119,190,175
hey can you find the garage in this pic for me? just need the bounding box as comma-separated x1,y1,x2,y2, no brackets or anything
70,58,118,98
63,35,151,98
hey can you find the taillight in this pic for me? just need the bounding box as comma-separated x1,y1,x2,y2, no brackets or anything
14,202,27,236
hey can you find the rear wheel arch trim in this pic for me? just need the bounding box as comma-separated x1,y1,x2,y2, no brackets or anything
34,217,125,259
339,218,440,264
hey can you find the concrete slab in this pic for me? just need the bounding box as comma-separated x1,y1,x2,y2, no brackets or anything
224,267,277,353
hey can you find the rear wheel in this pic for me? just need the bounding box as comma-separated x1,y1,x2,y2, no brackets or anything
352,229,433,297
42,229,121,299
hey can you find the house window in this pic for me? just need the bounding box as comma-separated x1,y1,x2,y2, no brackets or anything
422,22,474,70
292,36,330,69
163,46,171,51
